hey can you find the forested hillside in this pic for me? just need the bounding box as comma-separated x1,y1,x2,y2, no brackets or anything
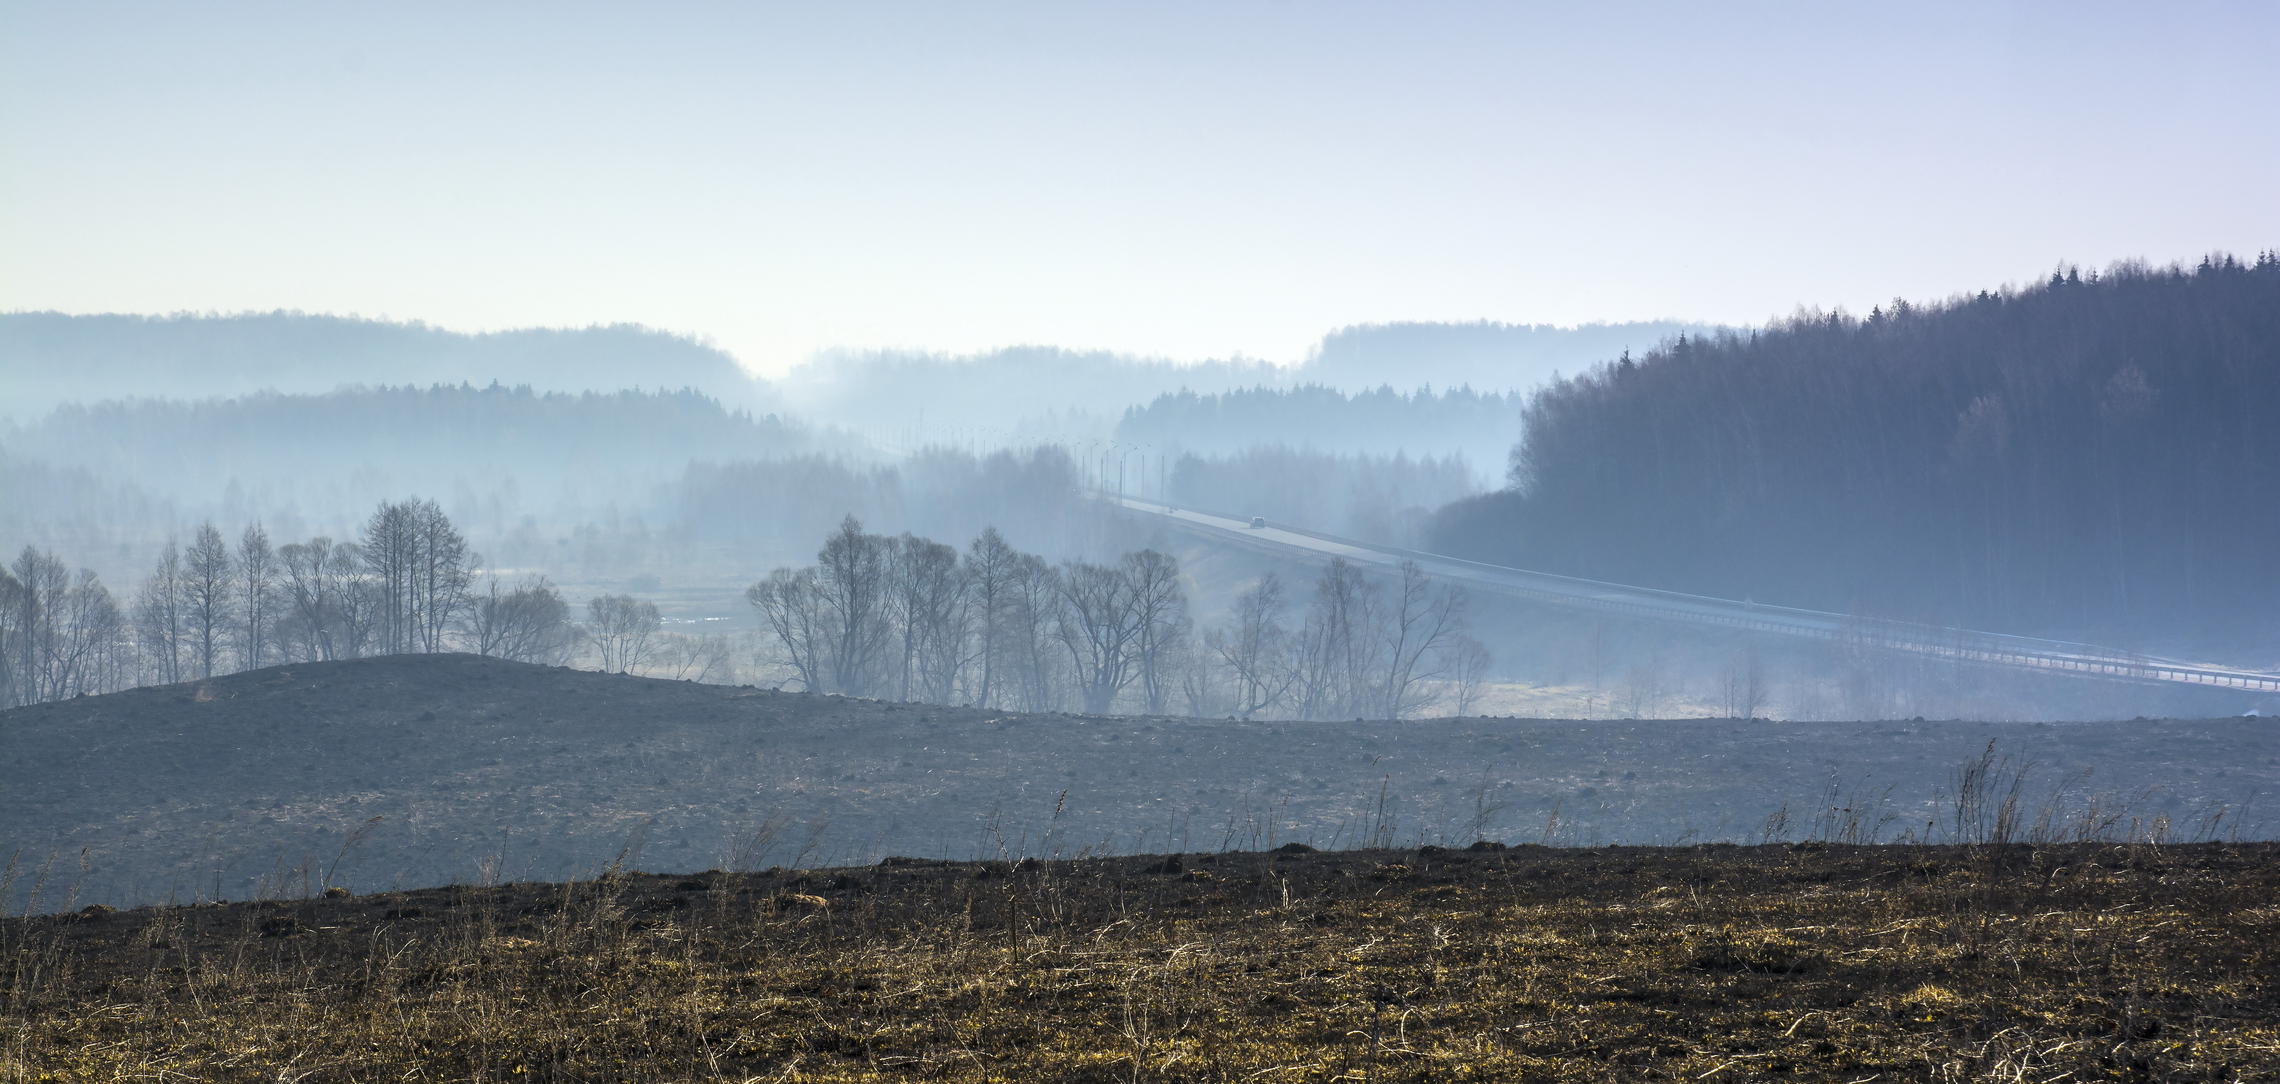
1431,255,2280,646
0,312,770,420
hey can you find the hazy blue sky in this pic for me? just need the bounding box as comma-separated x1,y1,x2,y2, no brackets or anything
5,1,2275,375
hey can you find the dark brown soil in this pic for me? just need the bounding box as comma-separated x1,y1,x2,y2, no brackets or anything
6,842,2276,1081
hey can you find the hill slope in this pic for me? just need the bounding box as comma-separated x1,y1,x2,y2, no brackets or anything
5,655,2273,911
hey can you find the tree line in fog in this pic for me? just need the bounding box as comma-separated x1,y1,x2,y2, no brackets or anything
5,500,1491,720
6,501,494,704
4,500,605,706
6,386,1501,589
748,517,1488,719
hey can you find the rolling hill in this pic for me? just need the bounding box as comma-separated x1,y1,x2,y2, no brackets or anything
4,654,2271,911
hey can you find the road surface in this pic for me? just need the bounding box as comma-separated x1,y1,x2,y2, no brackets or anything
1116,496,2280,695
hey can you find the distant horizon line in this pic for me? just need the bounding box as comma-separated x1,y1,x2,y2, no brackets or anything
2,306,1729,378
17,246,2260,376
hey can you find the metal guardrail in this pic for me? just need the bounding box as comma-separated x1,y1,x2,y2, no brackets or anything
1112,495,2280,695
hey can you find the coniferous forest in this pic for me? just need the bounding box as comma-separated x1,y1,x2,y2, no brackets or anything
1431,255,2280,646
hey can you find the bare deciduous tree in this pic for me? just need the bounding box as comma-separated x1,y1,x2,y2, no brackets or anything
748,567,829,691
587,593,661,674
467,576,576,664
4,549,53,705
182,523,236,679
362,502,417,655
238,524,276,671
888,533,964,702
277,537,379,662
1377,560,1468,720
413,501,475,653
53,568,124,699
1212,572,1298,720
1448,634,1492,716
0,562,21,708
1294,558,1381,720
1002,553,1062,711
963,528,1020,708
657,632,738,683
1123,549,1188,715
15,549,71,699
1622,656,1666,719
1056,560,1140,714
361,499,474,655
278,538,337,662
1174,629,1225,717
324,541,376,660
134,540,186,684
3,548,125,704
1719,645,1767,719
816,516,891,695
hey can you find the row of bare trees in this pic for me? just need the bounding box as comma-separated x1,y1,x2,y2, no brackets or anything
746,519,1129,710
1205,559,1488,720
130,500,488,682
749,518,1192,713
11,504,1495,719
0,546,129,706
3,499,595,707
749,517,1490,719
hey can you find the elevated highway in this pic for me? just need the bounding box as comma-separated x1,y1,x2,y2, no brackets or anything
1115,496,2280,696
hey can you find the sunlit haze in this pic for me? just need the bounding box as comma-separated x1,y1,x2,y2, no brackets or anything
6,1,2276,374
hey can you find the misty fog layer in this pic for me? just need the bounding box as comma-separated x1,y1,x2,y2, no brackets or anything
6,258,2278,730
4,312,1683,595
